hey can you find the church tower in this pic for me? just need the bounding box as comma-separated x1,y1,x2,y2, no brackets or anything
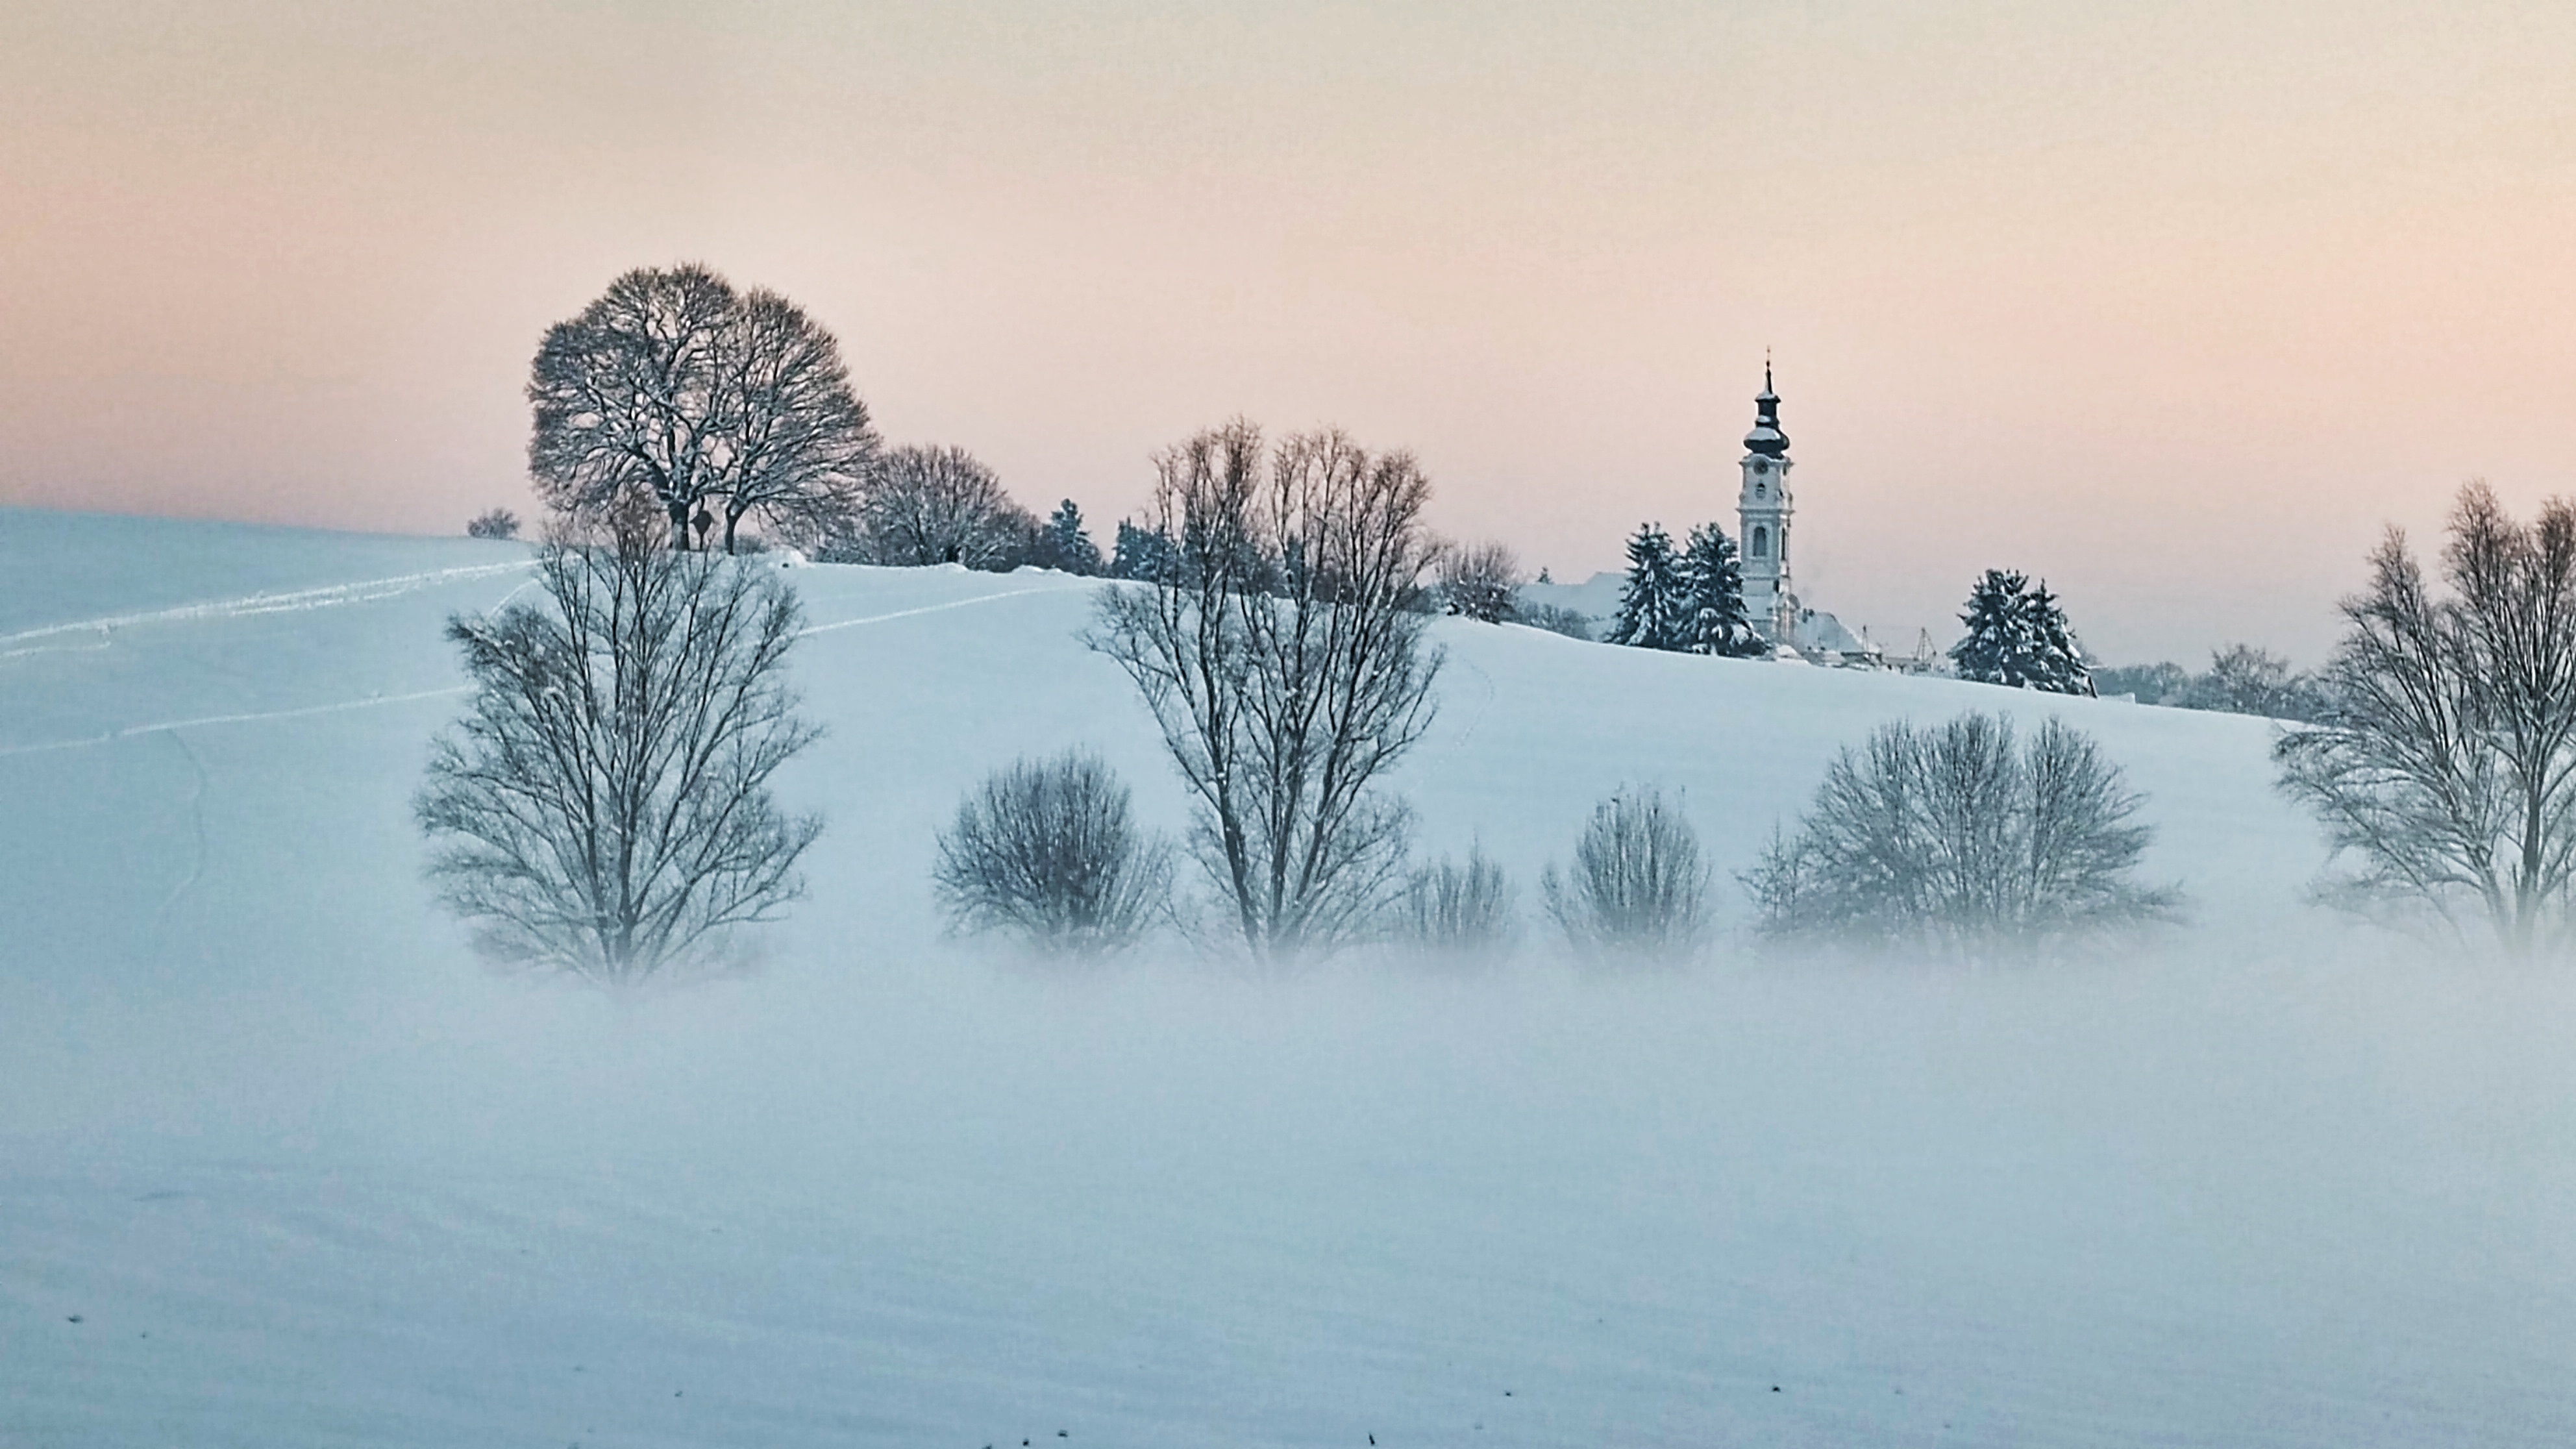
1737,361,1794,641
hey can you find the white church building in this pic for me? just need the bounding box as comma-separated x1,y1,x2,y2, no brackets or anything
1735,364,1878,663
1517,363,1882,663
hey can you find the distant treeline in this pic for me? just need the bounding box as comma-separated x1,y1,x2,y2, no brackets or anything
2094,645,2323,722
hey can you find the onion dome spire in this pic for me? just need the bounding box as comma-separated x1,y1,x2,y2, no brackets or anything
1742,353,1788,458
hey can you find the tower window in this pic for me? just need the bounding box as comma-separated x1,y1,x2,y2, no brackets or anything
1751,526,1769,558
1755,482,1766,498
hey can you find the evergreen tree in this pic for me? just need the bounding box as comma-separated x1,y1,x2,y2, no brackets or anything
1112,519,1178,581
1951,569,2041,686
1607,524,1687,650
1676,523,1761,657
1039,499,1104,575
2019,579,2094,696
1950,569,2093,693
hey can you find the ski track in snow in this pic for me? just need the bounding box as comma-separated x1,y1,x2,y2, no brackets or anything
0,576,1090,760
795,580,1096,638
0,687,477,758
0,560,536,650
0,635,114,663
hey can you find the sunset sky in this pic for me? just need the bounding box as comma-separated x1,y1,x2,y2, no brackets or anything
5,1,2573,663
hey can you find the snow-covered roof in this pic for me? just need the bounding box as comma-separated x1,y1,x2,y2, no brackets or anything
1796,608,1881,657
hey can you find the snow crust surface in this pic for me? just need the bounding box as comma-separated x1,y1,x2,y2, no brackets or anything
4,507,2573,1446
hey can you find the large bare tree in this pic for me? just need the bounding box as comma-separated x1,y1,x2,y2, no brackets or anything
2277,483,2576,953
708,288,878,552
1090,421,1444,961
416,518,824,986
526,264,876,552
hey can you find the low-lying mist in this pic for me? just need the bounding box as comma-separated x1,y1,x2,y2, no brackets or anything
7,526,2572,1444
15,932,2576,1444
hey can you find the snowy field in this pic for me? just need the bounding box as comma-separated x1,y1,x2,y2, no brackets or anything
5,506,2575,1446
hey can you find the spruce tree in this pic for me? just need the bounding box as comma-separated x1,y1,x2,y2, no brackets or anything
1677,523,1761,657
1607,524,1686,650
2020,580,2094,695
1112,519,1178,581
1951,569,2040,686
1041,499,1104,575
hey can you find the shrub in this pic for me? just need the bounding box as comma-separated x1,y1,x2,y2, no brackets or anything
466,508,521,540
1514,602,1594,641
1437,541,1523,624
1542,787,1711,960
1393,848,1516,956
1748,712,2178,952
933,751,1170,955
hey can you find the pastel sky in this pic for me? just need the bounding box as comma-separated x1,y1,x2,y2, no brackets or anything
5,1,2573,663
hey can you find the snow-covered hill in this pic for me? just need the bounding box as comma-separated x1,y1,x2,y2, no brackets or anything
5,506,2573,1447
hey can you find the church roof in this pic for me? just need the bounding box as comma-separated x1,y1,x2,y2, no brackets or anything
1742,362,1789,458
1796,609,1879,657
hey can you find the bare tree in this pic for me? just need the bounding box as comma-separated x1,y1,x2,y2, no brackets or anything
2178,643,2322,719
1437,541,1524,624
1089,421,1444,963
415,520,824,986
933,751,1171,955
708,288,879,553
526,264,877,552
467,508,521,541
1393,847,1517,956
2276,484,2576,953
1542,787,1711,960
844,445,1037,568
527,264,734,550
1750,712,2177,952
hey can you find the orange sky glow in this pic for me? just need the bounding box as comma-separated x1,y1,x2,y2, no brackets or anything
5,0,2573,663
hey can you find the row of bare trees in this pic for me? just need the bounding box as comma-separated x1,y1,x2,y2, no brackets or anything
934,714,2179,965
419,412,1457,982
415,520,2180,982
525,264,1084,568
